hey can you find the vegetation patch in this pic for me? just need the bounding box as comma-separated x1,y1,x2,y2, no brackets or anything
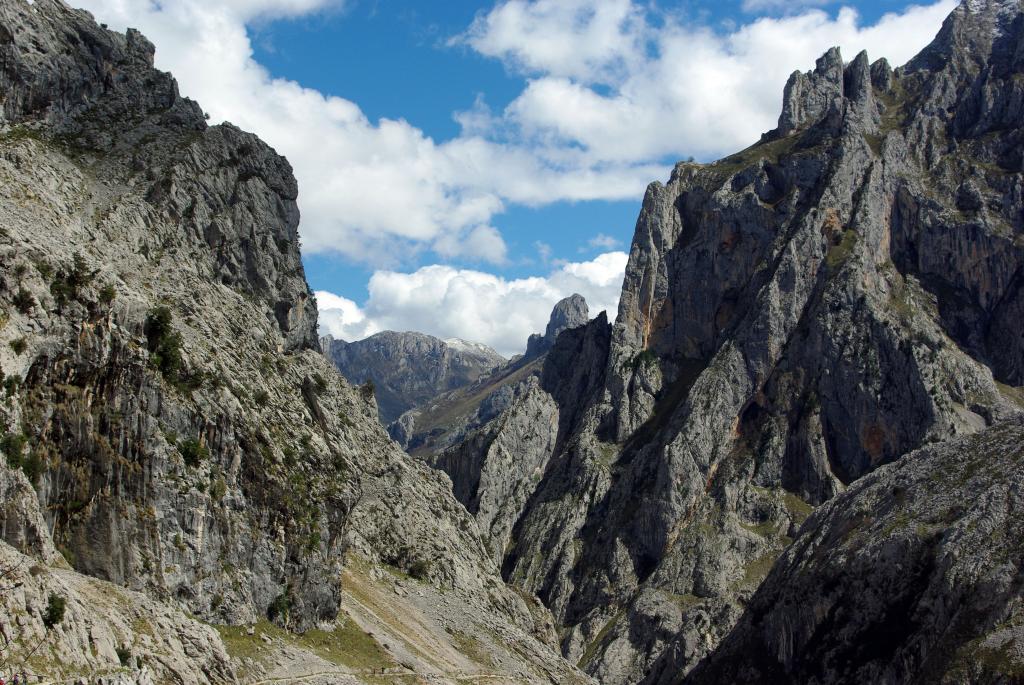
49,253,95,309
740,553,779,588
668,593,703,612
783,492,815,525
740,520,779,538
996,382,1024,409
99,284,117,305
145,306,184,381
13,288,35,314
42,593,66,628
627,349,658,372
216,615,397,673
578,610,625,669
266,586,293,625
449,629,494,668
177,438,208,468
1,432,44,483
825,229,859,273
709,132,804,183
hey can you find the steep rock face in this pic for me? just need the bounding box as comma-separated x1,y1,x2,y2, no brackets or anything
0,0,317,353
321,331,504,424
0,541,234,684
432,313,612,565
438,1,1024,682
683,416,1024,685
0,2,588,682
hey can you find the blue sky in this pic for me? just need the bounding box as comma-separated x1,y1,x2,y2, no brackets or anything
78,0,958,354
250,0,930,298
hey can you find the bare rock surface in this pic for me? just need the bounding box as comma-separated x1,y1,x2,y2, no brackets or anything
393,296,597,456
0,1,589,682
683,416,1024,685
434,1,1024,682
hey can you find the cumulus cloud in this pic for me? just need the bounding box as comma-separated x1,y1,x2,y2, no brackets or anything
77,0,953,269
316,290,381,342
460,0,957,162
317,252,628,356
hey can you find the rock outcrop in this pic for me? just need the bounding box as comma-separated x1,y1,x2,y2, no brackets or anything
526,293,590,359
322,332,504,424
0,1,589,682
435,1,1024,682
683,415,1024,685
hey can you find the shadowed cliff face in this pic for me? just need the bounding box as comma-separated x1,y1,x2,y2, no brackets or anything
684,415,1024,685
434,1,1024,682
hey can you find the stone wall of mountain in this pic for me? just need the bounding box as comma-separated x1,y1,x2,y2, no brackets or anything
0,1,589,682
433,1,1024,682
682,415,1024,685
322,331,504,424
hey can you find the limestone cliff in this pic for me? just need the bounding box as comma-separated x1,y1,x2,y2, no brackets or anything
436,1,1024,682
684,415,1024,684
0,1,588,682
393,295,597,456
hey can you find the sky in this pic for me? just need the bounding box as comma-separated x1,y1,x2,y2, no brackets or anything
74,0,958,356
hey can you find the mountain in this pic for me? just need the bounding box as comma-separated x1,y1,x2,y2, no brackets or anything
390,295,595,456
0,1,588,682
432,1,1024,682
321,331,505,424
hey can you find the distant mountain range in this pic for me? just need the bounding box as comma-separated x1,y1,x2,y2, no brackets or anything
321,331,506,424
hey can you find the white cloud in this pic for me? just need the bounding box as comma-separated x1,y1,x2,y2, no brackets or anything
534,241,553,263
585,233,621,251
315,290,381,341
77,0,643,266
75,0,955,270
433,224,509,265
461,0,957,162
454,0,648,83
316,252,628,356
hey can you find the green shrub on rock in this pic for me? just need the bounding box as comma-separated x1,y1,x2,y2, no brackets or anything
178,438,208,468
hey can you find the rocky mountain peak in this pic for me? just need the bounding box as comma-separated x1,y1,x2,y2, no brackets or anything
526,293,590,358
0,2,589,682
430,0,1024,680
771,44,887,140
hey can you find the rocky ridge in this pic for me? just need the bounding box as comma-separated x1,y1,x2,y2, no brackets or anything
0,1,588,682
322,331,505,425
433,1,1024,682
525,293,590,359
